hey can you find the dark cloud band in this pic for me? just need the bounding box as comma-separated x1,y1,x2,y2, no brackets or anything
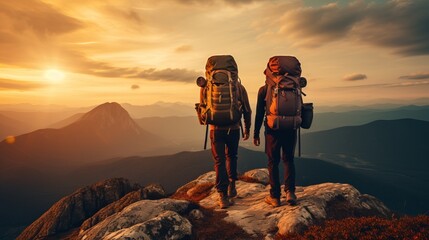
399,73,429,80
276,1,429,56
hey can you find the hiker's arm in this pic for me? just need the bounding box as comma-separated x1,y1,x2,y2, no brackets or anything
253,85,266,145
240,84,252,138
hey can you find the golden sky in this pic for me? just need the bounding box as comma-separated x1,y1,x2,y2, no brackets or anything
1,0,428,107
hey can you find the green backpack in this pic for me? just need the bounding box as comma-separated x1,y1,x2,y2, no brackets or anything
198,55,242,126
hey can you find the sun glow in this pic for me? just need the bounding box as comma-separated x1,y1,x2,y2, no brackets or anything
44,69,65,83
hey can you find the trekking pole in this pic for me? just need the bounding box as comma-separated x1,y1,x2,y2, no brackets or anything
204,124,209,150
298,127,301,157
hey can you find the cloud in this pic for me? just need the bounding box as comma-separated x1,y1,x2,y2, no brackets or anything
343,73,367,81
399,73,429,80
174,0,271,6
272,1,429,56
0,0,83,67
175,45,193,53
277,3,363,47
133,68,201,83
131,84,140,89
103,6,144,26
331,81,429,89
0,0,200,84
0,78,46,90
0,1,82,37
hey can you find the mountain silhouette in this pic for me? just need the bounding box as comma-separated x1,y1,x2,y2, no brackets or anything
0,113,30,140
309,105,429,133
0,102,165,170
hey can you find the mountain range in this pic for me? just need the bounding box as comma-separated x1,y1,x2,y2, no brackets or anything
308,105,429,132
0,102,166,171
2,103,428,149
0,102,195,140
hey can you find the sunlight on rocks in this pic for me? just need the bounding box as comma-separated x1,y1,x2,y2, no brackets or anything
5,135,16,144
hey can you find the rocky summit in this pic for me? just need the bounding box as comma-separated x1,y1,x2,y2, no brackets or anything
18,169,392,239
175,169,391,238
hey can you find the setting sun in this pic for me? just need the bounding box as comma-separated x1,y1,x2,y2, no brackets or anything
44,69,65,83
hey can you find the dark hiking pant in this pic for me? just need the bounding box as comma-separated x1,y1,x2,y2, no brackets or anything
265,128,297,198
210,129,240,194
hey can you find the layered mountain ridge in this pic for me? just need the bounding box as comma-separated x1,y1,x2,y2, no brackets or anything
0,102,165,169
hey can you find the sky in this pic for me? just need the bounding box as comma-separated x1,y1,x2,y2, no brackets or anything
0,0,428,108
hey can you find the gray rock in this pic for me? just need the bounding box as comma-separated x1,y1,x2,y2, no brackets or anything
79,199,192,240
144,183,167,199
174,171,216,201
241,168,269,185
192,169,391,237
103,211,192,240
80,184,167,232
17,178,139,240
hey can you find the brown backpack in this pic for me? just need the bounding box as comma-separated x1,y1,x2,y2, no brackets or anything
199,55,242,126
265,56,303,130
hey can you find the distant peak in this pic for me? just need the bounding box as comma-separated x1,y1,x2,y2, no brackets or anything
75,102,142,133
93,102,123,110
84,102,128,116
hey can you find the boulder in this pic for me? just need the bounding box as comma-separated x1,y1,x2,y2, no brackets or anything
173,171,216,201
17,178,139,240
103,211,192,240
80,183,166,232
241,168,269,185
79,199,193,240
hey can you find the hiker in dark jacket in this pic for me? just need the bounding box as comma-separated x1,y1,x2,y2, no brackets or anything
199,55,252,209
253,56,302,207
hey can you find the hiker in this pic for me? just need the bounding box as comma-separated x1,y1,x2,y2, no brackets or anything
196,55,252,209
253,56,305,207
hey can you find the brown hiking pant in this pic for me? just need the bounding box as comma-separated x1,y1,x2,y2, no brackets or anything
210,129,240,194
265,128,297,198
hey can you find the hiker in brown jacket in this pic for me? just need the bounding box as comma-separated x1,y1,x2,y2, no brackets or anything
254,56,303,207
198,55,252,208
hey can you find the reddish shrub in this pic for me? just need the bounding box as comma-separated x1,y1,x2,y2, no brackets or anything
189,207,261,240
282,215,429,240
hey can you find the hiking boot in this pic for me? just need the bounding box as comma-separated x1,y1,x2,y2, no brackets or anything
228,181,237,198
286,191,297,205
265,195,281,207
218,193,230,209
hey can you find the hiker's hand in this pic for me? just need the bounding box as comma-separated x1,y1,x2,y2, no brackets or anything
253,137,260,146
243,132,249,140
